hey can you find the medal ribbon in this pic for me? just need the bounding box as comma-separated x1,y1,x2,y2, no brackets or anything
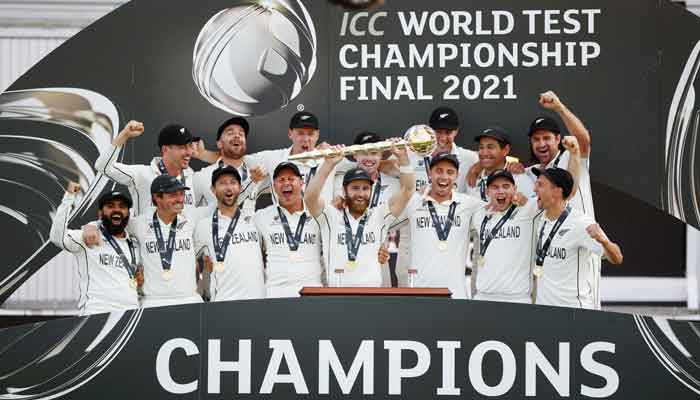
427,200,457,242
99,224,137,279
535,206,571,266
277,207,307,252
212,208,242,262
479,205,517,257
370,174,382,208
343,210,369,263
152,211,178,272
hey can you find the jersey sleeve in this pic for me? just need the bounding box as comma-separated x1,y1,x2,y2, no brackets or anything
576,216,604,256
49,193,86,253
518,197,541,219
187,206,215,224
192,169,210,207
193,218,210,256
94,144,143,187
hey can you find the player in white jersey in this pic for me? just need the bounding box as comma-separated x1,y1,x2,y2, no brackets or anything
192,117,265,212
194,166,265,301
532,167,622,309
523,91,602,306
50,183,140,315
332,132,400,286
470,170,539,304
306,143,415,287
251,111,334,204
255,162,323,298
95,121,204,216
393,153,484,299
392,108,479,287
466,127,534,201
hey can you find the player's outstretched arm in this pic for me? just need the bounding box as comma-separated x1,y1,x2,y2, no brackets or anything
563,136,581,200
192,139,220,164
388,140,415,217
539,91,591,157
95,120,144,186
586,223,623,265
49,181,83,253
304,146,345,218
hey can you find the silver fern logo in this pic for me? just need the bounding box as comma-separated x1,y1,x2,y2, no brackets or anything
192,0,318,117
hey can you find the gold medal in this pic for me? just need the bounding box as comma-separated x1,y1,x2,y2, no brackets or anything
477,255,485,267
533,266,544,277
214,261,225,272
438,241,448,251
162,270,173,281
346,260,357,271
129,278,137,289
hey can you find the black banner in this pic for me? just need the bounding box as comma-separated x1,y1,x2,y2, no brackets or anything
0,299,698,399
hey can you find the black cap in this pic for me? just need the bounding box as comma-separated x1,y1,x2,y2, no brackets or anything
211,165,241,185
532,167,574,199
98,191,133,209
150,174,190,194
353,131,382,145
528,116,561,136
429,107,460,130
217,117,249,140
429,152,460,170
273,162,303,179
474,126,511,145
342,167,374,186
158,124,196,147
289,111,319,130
486,169,515,187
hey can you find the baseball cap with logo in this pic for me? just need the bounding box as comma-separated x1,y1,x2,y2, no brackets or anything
289,111,319,130
216,117,249,140
531,167,574,199
429,107,460,130
528,116,561,136
211,165,242,185
429,152,460,170
98,191,133,209
474,126,511,145
343,167,374,186
150,174,190,194
353,131,382,145
486,169,515,187
158,124,198,147
273,161,303,179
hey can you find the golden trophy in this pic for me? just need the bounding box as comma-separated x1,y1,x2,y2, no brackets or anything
288,124,437,163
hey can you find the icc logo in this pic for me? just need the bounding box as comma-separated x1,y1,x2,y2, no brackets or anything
192,0,318,116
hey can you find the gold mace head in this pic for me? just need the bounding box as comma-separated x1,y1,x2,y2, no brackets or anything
403,124,437,156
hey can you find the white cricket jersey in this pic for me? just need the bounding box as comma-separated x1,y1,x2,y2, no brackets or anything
252,147,334,204
399,191,484,299
95,145,197,216
129,207,211,307
49,193,139,315
315,203,395,287
193,208,265,301
525,150,595,217
466,169,536,201
254,204,323,298
471,200,541,303
192,156,260,212
534,209,604,309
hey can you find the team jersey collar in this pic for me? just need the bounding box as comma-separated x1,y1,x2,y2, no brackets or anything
150,157,191,178
422,190,460,206
278,201,308,217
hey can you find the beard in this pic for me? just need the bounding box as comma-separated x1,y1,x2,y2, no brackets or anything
347,195,369,215
101,213,129,235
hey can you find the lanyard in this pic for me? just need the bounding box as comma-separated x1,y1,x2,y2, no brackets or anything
277,207,307,251
427,200,457,241
423,156,432,184
212,208,242,262
99,224,137,278
370,174,382,208
152,211,178,271
343,210,369,262
535,206,571,266
479,205,516,257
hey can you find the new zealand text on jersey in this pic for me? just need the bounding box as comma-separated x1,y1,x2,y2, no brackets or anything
145,238,192,254
269,232,318,246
